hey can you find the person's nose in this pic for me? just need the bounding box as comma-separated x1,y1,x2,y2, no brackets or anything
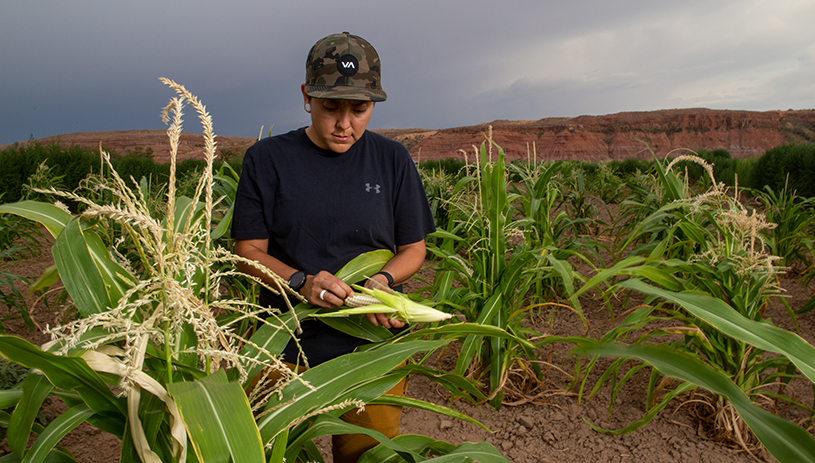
335,108,352,130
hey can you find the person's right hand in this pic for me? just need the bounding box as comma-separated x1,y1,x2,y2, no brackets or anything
362,275,404,330
303,271,353,308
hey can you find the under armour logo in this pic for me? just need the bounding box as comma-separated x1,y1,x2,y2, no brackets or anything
365,183,381,194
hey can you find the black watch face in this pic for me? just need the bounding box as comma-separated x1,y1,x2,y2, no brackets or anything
289,271,306,291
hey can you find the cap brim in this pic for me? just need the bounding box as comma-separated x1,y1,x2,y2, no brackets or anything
305,85,387,102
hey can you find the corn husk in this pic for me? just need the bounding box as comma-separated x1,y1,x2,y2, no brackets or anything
311,284,452,323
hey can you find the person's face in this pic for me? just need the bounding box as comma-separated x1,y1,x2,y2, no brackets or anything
302,86,374,153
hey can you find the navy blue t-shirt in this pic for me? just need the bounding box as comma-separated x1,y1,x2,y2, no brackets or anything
231,127,436,365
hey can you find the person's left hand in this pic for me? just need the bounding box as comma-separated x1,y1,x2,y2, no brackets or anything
363,274,405,330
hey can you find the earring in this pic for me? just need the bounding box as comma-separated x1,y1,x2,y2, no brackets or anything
305,103,311,113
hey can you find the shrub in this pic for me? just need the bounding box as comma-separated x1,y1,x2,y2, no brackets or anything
417,158,466,179
0,142,98,203
608,157,652,178
752,143,815,197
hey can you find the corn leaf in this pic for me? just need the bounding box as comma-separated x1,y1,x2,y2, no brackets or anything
312,305,397,317
619,279,815,383
0,390,22,410
168,370,265,463
20,404,94,463
575,341,815,462
573,255,645,299
52,218,110,316
81,224,136,305
542,252,585,325
211,201,234,241
0,201,72,239
268,429,288,463
455,291,502,376
169,196,201,235
371,395,492,432
8,374,53,458
336,249,394,283
319,315,395,342
393,364,486,402
403,323,535,351
359,436,511,463
0,202,133,306
358,435,455,463
257,339,447,444
0,336,126,434
586,382,696,435
285,414,423,463
29,265,59,293
430,441,512,462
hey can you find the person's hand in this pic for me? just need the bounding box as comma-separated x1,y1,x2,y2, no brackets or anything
303,271,352,308
362,274,405,330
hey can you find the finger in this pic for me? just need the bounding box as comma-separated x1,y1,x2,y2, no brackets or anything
317,287,344,307
376,313,392,329
315,272,353,299
364,313,380,327
365,274,391,291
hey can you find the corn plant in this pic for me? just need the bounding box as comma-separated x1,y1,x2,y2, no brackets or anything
751,181,815,271
586,162,625,204
507,160,572,255
0,80,511,463
558,168,603,237
418,166,468,248
573,154,815,460
425,139,584,409
610,149,700,259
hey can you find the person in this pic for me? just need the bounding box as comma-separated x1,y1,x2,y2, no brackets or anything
231,32,436,462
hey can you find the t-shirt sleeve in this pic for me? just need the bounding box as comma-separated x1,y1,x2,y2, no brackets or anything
392,151,436,246
231,146,271,240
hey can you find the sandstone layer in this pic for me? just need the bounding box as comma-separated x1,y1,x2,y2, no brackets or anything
386,108,815,163
5,108,815,163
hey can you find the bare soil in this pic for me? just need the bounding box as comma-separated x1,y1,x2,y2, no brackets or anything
2,232,814,462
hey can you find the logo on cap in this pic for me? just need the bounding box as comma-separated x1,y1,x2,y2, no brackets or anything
337,54,359,77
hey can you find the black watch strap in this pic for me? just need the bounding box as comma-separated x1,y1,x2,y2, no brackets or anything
374,271,394,288
288,270,307,292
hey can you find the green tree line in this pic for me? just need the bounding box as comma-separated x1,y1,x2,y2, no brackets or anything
0,142,243,203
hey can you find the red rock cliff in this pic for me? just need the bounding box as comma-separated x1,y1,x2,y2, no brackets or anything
7,108,814,163
391,108,815,162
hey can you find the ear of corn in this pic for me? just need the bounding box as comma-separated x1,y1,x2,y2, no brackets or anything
311,304,397,318
354,284,452,323
344,294,383,308
309,284,452,323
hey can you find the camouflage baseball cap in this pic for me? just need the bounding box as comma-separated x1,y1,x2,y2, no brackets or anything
304,32,387,102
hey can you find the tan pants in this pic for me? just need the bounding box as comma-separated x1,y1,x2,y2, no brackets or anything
249,362,407,463
332,375,407,462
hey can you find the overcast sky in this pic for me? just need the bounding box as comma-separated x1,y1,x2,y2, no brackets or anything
2,0,814,146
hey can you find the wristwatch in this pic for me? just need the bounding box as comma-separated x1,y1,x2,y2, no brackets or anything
374,271,395,288
288,270,307,292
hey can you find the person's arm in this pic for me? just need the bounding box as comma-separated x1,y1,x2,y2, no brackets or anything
234,239,353,309
362,239,427,329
